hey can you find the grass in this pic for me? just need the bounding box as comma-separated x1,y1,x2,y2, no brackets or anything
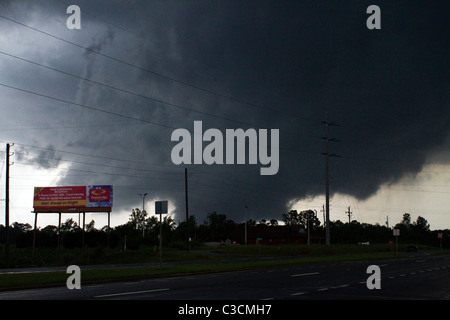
0,243,447,291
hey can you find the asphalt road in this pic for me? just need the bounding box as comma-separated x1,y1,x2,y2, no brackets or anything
0,253,448,301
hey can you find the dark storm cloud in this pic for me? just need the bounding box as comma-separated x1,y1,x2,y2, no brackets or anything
129,0,449,221
2,1,449,224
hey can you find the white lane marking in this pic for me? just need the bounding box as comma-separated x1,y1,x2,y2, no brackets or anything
291,292,307,296
95,288,169,298
291,272,320,277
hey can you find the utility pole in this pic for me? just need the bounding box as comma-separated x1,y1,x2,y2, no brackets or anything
5,143,13,267
185,168,189,253
322,114,340,246
346,206,352,224
138,192,148,238
321,204,325,227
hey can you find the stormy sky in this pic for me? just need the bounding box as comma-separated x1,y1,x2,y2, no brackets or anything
0,0,449,230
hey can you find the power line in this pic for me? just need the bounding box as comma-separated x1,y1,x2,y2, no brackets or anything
0,13,319,123
0,82,323,158
3,47,447,155
12,150,183,175
0,82,175,129
0,141,178,170
13,161,183,182
2,35,446,157
0,50,320,142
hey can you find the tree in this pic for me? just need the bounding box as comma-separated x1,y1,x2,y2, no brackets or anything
203,212,236,241
411,216,430,243
414,216,430,232
282,210,300,226
161,215,176,243
145,216,159,232
282,209,320,229
129,208,147,231
86,219,96,232
61,218,78,232
162,215,176,230
400,213,411,228
258,219,268,226
175,215,198,242
11,222,32,232
300,210,321,231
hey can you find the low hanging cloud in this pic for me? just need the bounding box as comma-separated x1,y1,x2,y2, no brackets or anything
15,144,62,169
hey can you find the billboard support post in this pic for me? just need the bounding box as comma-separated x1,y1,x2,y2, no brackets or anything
82,212,86,248
58,212,62,251
108,211,111,248
32,212,38,256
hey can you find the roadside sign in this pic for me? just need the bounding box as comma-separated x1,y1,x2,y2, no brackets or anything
393,229,400,254
438,233,443,250
155,200,168,215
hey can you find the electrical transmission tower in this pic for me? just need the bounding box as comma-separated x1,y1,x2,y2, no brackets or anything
346,206,352,223
321,114,340,245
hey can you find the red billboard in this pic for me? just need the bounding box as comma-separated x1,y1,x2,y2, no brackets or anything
33,186,113,212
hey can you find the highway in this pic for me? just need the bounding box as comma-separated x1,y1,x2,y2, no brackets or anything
0,253,448,300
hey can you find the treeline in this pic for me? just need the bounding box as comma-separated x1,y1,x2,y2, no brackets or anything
0,210,448,250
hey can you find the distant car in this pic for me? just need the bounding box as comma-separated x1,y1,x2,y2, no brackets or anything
405,245,418,252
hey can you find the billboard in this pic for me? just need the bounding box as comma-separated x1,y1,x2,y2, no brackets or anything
33,185,113,212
